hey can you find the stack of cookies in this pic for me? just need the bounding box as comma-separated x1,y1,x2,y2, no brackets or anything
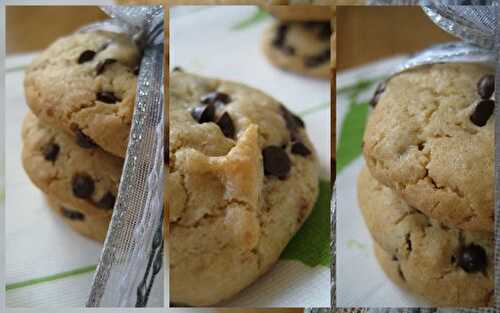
21,30,143,242
262,6,334,79
358,63,495,307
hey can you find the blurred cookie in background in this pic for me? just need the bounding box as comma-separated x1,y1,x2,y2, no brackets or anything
263,20,331,79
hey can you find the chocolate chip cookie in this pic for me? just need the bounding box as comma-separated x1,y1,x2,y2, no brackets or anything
168,71,319,306
24,30,141,158
358,167,494,307
22,112,123,228
263,20,331,79
363,63,495,232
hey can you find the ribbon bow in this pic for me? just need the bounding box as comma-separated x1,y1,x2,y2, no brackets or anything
395,3,496,73
81,6,165,308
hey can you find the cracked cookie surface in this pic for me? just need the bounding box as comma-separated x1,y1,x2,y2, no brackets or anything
358,167,493,307
263,20,331,79
168,71,319,306
22,112,123,240
363,63,494,232
24,30,141,158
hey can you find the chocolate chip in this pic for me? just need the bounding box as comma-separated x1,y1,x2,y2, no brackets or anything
98,41,110,52
271,23,296,55
78,50,96,64
375,81,387,93
216,112,235,139
272,23,289,48
201,92,231,106
370,94,381,108
470,99,495,127
477,74,494,99
405,234,412,252
291,142,311,156
417,143,424,151
281,105,305,132
96,58,117,75
191,103,215,124
75,129,97,149
72,174,95,199
292,114,305,128
317,23,332,40
370,81,386,107
457,243,487,273
42,142,60,162
96,192,116,210
397,266,406,281
303,21,320,29
304,49,330,68
302,22,331,40
281,45,296,56
61,207,85,221
262,146,291,178
97,91,120,104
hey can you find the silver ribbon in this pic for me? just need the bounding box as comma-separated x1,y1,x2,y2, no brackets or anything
395,4,495,74
82,6,165,308
423,4,495,49
396,41,494,74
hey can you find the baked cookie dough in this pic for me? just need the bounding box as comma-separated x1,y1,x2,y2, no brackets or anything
22,112,123,225
46,195,111,242
24,30,141,158
363,63,495,232
263,20,331,79
358,167,494,307
168,71,319,305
